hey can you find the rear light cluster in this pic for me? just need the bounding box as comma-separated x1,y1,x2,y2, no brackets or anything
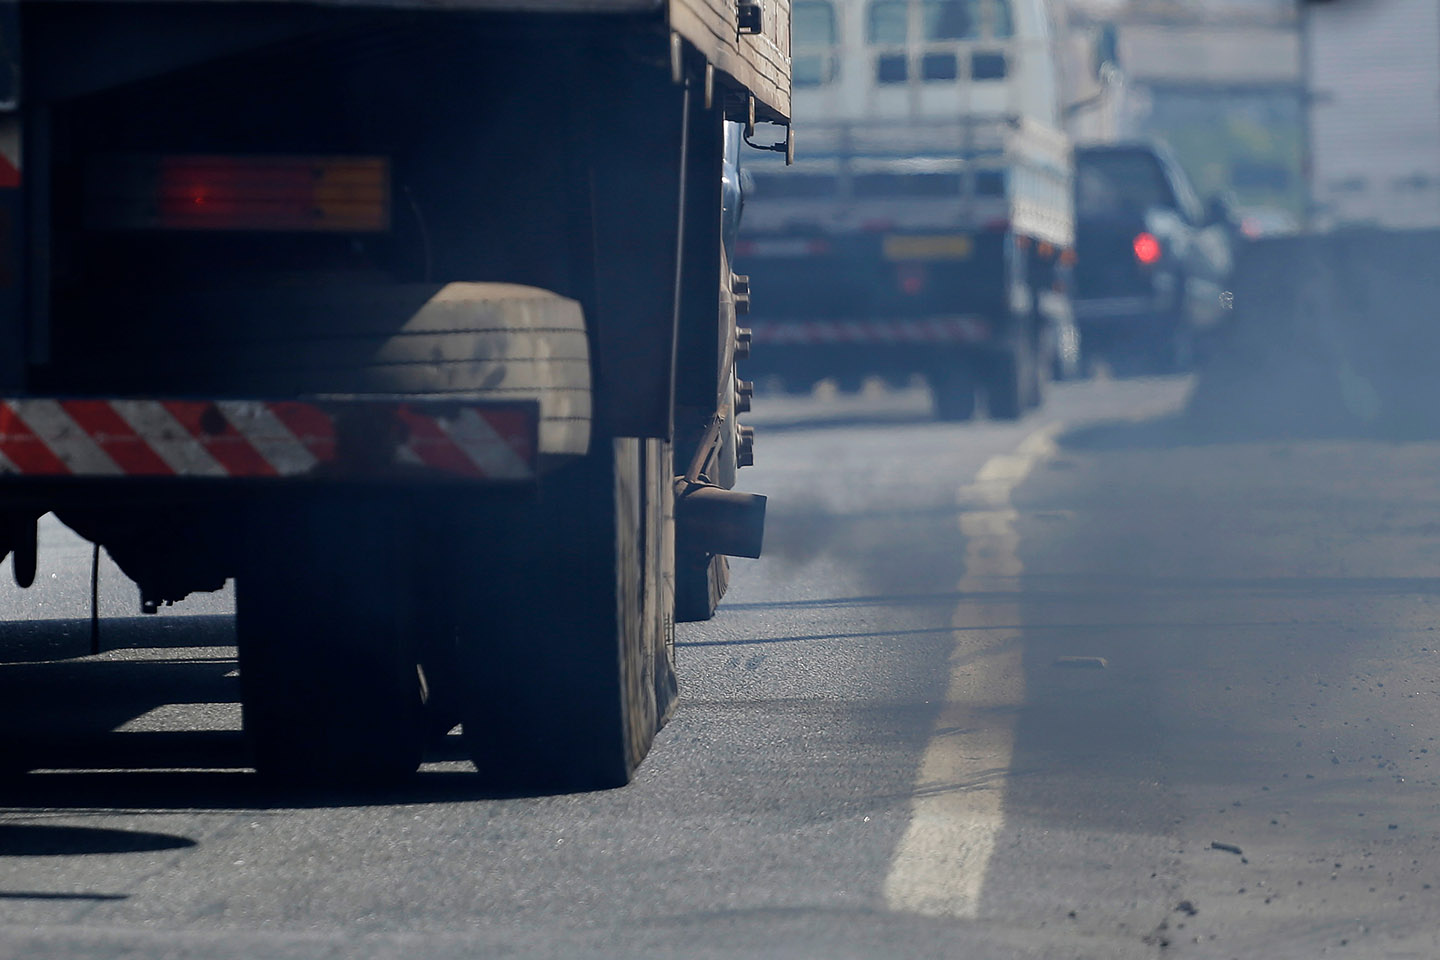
896,263,926,296
1132,231,1162,265
86,155,391,232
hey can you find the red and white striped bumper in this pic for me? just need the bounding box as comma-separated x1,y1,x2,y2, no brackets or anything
751,317,991,346
0,398,538,481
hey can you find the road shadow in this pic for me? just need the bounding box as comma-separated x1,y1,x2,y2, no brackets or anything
0,613,613,808
0,614,234,664
0,767,561,812
0,823,194,857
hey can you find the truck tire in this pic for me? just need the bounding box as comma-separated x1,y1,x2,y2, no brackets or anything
1027,330,1048,410
984,348,1026,420
1167,322,1196,373
929,366,977,422
237,498,427,785
452,438,674,791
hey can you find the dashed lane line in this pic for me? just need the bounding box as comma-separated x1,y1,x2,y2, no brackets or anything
883,421,1064,918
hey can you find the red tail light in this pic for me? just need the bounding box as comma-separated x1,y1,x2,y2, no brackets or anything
1133,231,1162,265
896,263,927,296
87,155,391,232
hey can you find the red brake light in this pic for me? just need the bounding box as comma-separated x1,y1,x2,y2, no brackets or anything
896,263,927,296
1133,231,1162,265
87,155,391,232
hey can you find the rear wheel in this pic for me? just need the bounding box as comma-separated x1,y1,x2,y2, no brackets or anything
983,349,1025,420
929,365,977,422
1027,328,1049,410
451,439,674,791
1167,322,1196,373
237,498,427,786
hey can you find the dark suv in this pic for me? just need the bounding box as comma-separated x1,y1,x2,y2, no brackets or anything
1072,142,1234,372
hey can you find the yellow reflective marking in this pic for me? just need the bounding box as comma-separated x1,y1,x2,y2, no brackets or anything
883,234,974,261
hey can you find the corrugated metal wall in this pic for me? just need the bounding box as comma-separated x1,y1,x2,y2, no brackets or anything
1309,0,1440,230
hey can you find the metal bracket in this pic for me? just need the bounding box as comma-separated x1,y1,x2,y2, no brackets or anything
743,123,793,165
684,412,725,484
737,0,763,35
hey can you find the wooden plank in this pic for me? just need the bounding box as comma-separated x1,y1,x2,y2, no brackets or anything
668,0,791,121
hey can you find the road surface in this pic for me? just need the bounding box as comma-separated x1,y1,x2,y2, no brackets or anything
2,373,1439,959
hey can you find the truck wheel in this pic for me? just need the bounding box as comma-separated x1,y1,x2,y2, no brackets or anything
454,438,673,791
237,499,427,785
984,348,1026,420
928,367,977,422
1026,332,1048,410
1168,324,1196,373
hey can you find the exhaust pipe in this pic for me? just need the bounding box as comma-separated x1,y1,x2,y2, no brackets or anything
674,480,766,559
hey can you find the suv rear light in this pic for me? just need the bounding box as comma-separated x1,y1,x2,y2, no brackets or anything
1132,231,1162,265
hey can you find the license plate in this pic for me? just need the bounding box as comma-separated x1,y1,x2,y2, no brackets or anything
883,234,974,261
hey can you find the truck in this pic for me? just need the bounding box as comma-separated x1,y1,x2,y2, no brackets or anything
0,0,788,790
735,0,1075,421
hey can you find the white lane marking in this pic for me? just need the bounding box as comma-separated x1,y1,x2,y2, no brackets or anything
884,421,1063,919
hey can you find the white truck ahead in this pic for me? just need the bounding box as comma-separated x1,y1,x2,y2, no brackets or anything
737,0,1075,420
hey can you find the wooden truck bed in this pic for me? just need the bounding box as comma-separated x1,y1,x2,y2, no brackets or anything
146,0,791,121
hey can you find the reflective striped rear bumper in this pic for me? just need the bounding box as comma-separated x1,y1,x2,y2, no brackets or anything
0,397,538,481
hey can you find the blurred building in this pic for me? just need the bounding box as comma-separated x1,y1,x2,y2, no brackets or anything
1306,1,1440,231
1064,0,1303,217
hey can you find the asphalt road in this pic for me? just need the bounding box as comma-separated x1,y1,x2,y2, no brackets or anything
3,373,1440,959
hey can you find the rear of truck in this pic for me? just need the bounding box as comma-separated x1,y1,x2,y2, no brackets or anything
739,117,1074,420
0,0,788,788
735,0,1073,421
